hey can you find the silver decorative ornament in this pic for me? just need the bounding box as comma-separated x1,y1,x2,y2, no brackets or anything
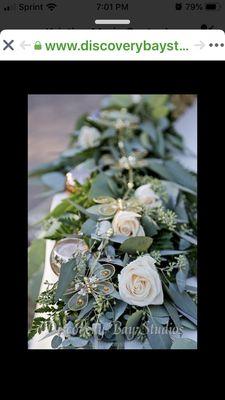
50,238,89,275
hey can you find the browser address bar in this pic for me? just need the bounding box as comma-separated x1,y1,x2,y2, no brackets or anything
1,30,224,60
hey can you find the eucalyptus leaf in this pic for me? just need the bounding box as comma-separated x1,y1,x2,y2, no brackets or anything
28,268,45,303
125,310,143,340
176,270,188,293
175,193,189,222
29,159,64,177
41,172,65,191
62,338,71,348
68,337,89,348
140,131,153,150
61,148,94,168
154,316,169,325
147,159,197,193
114,301,127,321
86,204,112,217
157,117,170,131
64,321,78,337
28,239,45,279
179,238,191,250
160,250,188,256
68,159,97,185
101,128,116,140
115,328,125,350
165,160,197,193
89,173,119,199
148,305,169,318
141,215,159,236
119,236,153,255
99,315,112,331
70,202,99,221
51,335,62,349
110,235,127,244
163,181,179,209
164,283,197,320
164,300,182,329
176,307,197,325
110,94,133,108
54,259,77,301
156,130,165,157
81,218,97,236
171,338,197,349
175,231,197,246
176,256,189,293
90,338,113,350
140,121,157,142
147,315,172,349
124,340,144,350
181,318,196,330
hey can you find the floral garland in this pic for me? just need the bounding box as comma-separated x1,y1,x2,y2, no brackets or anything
29,95,197,350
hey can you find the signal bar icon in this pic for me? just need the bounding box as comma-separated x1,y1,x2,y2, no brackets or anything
4,4,17,11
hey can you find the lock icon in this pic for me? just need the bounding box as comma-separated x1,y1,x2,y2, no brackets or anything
34,41,42,50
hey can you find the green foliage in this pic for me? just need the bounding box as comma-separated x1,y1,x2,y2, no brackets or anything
147,314,172,349
51,335,63,349
89,172,121,199
119,236,153,255
164,300,182,329
175,256,189,293
41,172,65,192
54,259,78,301
28,239,46,280
106,94,133,109
28,283,67,341
147,159,197,194
28,95,197,349
28,239,46,302
152,230,174,250
42,214,80,240
141,215,159,236
125,310,143,340
149,206,177,231
164,282,197,322
44,180,93,221
171,338,197,349
28,317,48,340
81,218,97,236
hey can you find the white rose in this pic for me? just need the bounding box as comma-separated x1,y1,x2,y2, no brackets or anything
135,184,162,208
118,254,163,306
77,126,101,149
131,94,141,104
112,210,145,237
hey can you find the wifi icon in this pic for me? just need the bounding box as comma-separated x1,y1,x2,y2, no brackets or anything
46,3,57,11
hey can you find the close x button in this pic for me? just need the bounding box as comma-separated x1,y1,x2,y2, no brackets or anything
3,40,14,50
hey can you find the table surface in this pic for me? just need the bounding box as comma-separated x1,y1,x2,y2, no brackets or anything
29,101,197,349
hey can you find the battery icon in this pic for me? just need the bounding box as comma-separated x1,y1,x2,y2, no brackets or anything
205,3,221,10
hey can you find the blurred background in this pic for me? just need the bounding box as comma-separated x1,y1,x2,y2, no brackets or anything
28,95,105,211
